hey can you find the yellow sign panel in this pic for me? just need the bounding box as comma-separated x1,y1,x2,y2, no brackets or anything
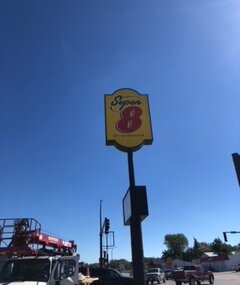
104,88,153,152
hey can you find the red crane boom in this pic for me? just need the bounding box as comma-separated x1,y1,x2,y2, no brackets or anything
0,218,76,256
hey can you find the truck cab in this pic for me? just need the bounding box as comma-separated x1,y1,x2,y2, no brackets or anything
0,255,79,285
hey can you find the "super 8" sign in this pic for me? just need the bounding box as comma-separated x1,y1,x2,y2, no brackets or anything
104,88,153,152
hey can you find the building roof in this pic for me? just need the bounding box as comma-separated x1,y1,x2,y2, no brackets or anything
201,252,218,257
200,252,229,263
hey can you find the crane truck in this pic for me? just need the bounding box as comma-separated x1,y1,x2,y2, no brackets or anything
0,218,80,285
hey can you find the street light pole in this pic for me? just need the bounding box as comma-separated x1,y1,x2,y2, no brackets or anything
99,200,103,268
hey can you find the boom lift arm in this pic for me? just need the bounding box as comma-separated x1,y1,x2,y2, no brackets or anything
0,218,76,257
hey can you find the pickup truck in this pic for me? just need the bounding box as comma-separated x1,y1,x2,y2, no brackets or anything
172,265,214,285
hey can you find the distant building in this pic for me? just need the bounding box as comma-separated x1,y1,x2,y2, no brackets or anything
160,252,240,272
199,252,240,272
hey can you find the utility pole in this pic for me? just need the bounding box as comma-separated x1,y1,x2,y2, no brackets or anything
99,200,103,268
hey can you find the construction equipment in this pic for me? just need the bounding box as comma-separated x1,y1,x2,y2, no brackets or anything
0,218,79,285
0,218,76,256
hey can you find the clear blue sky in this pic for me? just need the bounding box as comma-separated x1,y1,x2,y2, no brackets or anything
1,0,240,264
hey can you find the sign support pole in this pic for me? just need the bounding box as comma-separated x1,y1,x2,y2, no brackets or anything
127,151,145,285
105,89,152,285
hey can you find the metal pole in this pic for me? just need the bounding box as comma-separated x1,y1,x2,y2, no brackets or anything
99,200,103,268
111,246,117,261
128,151,135,187
127,151,145,285
106,233,109,268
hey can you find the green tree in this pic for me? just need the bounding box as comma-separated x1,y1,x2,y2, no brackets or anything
182,238,205,261
182,247,194,261
109,259,131,271
161,249,174,260
192,238,204,259
210,238,232,254
144,257,162,269
198,242,211,253
164,234,189,259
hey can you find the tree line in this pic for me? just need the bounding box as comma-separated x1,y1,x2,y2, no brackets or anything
87,233,240,268
162,233,239,261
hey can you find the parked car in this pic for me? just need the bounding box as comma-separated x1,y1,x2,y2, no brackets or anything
163,269,173,280
145,268,166,284
88,267,133,285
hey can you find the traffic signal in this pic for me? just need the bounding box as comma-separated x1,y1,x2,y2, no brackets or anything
223,232,228,242
232,153,240,186
104,218,110,234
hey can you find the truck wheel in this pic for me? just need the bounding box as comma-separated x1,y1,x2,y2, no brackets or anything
176,281,182,285
189,278,196,285
209,276,214,284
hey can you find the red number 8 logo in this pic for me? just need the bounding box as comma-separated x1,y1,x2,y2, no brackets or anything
116,106,142,133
